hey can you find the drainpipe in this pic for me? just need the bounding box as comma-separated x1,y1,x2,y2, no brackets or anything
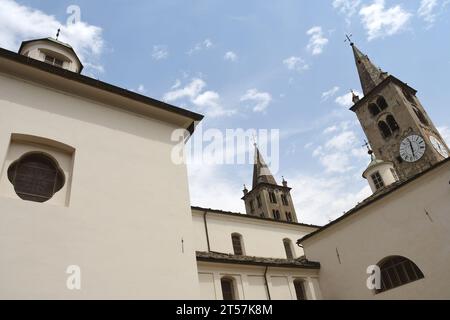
264,266,272,300
203,211,211,252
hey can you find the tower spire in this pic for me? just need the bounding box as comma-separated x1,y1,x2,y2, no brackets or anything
351,43,388,95
252,145,277,189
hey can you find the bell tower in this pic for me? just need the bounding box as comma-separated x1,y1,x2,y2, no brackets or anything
349,42,449,181
242,145,298,222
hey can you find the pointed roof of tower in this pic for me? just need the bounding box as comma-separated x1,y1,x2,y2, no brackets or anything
351,43,388,95
252,145,277,189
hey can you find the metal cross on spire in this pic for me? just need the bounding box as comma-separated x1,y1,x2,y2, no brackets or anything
252,133,258,147
344,33,354,46
362,139,374,158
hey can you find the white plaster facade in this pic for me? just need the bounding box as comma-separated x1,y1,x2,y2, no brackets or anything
0,41,202,299
197,262,321,300
192,207,321,300
192,208,317,259
300,159,450,300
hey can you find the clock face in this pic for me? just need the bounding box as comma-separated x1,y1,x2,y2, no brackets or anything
400,135,426,162
429,136,449,158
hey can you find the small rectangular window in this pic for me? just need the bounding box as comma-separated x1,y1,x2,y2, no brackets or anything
44,55,53,64
232,234,243,256
45,55,64,68
54,58,64,67
390,168,399,181
371,172,385,190
294,280,307,300
249,200,255,213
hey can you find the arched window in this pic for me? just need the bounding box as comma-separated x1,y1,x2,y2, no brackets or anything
403,89,416,104
377,96,388,110
412,106,429,126
256,195,262,208
378,121,392,138
281,194,289,206
7,152,65,203
273,210,281,220
269,191,277,204
286,212,293,222
369,103,381,116
221,277,237,300
376,256,424,294
283,238,294,259
293,279,307,300
386,115,400,132
231,233,244,256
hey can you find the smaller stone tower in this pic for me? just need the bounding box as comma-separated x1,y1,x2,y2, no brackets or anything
362,147,399,194
242,145,298,222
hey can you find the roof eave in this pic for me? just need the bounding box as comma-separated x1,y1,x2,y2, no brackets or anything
0,47,204,133
297,157,450,245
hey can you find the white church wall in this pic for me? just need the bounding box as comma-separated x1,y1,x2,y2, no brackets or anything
197,262,320,300
301,159,450,299
0,71,200,299
192,209,318,259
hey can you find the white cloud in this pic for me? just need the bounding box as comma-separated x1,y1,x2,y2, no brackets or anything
131,84,147,94
188,163,246,214
283,56,309,73
335,90,362,108
0,0,105,74
323,125,338,134
163,78,234,117
224,51,238,62
312,120,367,174
322,86,340,101
333,0,361,20
240,89,273,113
306,26,329,55
286,119,373,224
437,126,450,144
359,0,412,41
193,91,235,117
187,38,213,55
171,79,181,90
290,173,372,225
163,78,206,102
326,131,358,150
204,38,213,48
418,0,439,26
152,45,168,60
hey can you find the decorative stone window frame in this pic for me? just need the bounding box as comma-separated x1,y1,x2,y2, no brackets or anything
0,133,75,206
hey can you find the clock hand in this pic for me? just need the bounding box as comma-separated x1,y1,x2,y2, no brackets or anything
409,140,415,157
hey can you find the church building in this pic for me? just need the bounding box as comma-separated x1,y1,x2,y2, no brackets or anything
0,36,449,300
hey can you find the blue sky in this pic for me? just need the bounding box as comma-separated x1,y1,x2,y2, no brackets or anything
1,0,449,225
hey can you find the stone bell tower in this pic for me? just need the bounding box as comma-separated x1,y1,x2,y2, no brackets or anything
348,41,449,181
242,145,297,222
